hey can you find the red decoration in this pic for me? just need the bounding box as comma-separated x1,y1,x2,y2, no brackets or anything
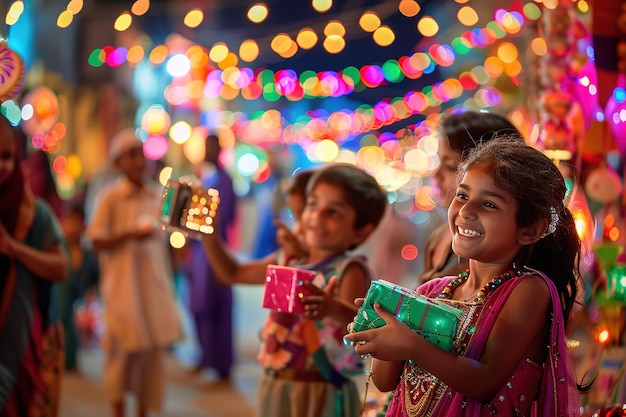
541,119,574,153
592,404,626,416
584,165,624,204
541,90,574,119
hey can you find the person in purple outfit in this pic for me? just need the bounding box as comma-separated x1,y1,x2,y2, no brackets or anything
182,134,237,380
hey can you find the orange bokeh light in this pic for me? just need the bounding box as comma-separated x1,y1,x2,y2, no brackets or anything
401,244,418,261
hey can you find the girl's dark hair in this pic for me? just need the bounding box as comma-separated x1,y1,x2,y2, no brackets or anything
458,135,581,323
307,163,387,230
441,110,520,157
285,169,316,199
0,115,24,279
0,115,25,236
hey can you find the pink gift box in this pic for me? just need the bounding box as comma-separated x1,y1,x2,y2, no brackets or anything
262,265,317,314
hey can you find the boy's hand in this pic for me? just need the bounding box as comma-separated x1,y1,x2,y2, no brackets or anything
274,219,306,259
133,216,156,240
301,276,338,321
133,223,155,240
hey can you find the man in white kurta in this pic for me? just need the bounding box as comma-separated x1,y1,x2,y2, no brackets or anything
87,129,181,416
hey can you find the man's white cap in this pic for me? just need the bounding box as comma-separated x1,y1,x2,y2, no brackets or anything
109,128,143,163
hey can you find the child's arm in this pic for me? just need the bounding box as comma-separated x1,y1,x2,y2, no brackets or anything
86,189,152,252
371,358,405,392
344,274,551,402
333,262,371,325
202,230,274,285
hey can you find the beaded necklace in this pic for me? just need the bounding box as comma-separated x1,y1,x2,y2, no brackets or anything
438,268,523,303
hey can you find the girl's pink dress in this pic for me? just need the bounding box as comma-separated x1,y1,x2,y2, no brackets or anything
385,271,581,417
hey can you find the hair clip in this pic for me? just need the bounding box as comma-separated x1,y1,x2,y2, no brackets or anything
540,206,559,238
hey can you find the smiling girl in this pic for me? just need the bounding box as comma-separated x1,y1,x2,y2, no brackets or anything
345,136,583,417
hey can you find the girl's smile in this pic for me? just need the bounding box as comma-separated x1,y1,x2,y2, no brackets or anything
456,226,483,238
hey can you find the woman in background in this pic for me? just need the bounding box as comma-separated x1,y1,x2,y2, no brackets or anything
418,110,520,284
0,115,68,416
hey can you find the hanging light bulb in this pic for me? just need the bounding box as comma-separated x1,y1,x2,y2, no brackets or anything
567,183,595,258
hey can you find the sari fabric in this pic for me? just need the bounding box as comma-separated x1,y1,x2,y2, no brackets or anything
1,124,65,417
0,197,65,417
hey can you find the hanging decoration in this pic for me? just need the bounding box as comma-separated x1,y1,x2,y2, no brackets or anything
534,1,579,164
585,163,624,205
0,40,25,103
89,4,532,106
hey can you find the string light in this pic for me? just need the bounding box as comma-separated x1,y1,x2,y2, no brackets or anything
90,10,527,106
399,0,420,18
67,0,83,14
5,1,24,26
131,0,150,16
114,12,132,31
312,0,332,13
56,10,73,28
359,11,381,32
184,9,204,28
247,3,268,23
9,1,547,211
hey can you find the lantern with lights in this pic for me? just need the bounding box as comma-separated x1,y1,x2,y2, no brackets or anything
159,175,220,239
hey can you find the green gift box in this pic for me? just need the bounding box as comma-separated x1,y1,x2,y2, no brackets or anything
352,280,463,352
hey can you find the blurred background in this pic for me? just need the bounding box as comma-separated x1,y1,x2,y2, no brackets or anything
2,0,626,415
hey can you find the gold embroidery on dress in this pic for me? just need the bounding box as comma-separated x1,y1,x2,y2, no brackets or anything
402,300,483,417
403,368,447,417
